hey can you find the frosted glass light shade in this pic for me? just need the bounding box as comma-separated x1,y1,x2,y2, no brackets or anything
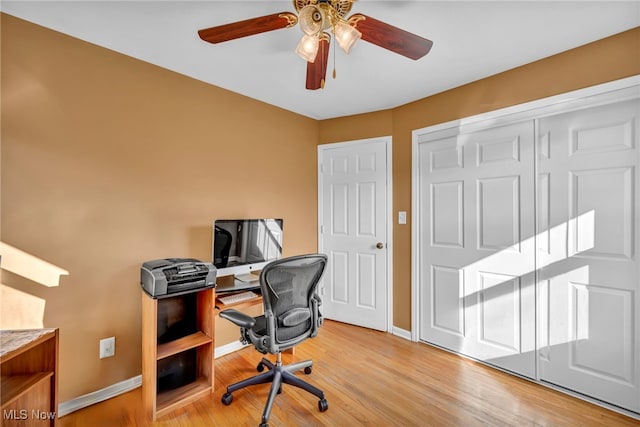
299,5,325,36
296,34,320,62
334,21,361,54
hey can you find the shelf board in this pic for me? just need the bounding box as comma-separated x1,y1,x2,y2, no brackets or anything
156,332,212,360
0,372,53,407
155,378,211,418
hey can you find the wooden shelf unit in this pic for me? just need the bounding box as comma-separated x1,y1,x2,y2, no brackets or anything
142,289,215,420
0,328,59,427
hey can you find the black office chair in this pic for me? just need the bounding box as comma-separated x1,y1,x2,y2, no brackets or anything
219,254,329,427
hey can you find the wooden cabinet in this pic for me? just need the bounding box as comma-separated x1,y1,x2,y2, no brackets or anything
141,289,214,420
0,328,58,426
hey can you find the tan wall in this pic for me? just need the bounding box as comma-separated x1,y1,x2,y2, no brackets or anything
319,27,640,330
0,14,319,401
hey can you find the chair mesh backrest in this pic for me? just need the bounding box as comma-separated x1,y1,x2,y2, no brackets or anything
260,254,327,345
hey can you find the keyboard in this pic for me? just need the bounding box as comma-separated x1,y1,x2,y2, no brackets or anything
217,291,259,305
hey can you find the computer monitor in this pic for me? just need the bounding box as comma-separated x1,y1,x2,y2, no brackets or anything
212,218,283,281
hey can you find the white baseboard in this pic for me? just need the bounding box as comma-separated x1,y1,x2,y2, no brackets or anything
58,343,248,417
215,340,249,358
58,375,141,417
392,326,412,341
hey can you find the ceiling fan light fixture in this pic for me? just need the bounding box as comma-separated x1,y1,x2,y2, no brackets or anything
333,20,361,54
198,1,434,91
296,34,320,62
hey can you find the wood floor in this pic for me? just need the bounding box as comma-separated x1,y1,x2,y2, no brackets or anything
59,320,638,426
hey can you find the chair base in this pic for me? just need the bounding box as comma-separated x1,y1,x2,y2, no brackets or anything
221,353,328,426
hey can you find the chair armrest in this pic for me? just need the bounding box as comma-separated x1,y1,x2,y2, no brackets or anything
310,296,323,337
219,309,256,329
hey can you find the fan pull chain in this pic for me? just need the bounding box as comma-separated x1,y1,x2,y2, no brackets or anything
321,37,326,89
332,33,337,80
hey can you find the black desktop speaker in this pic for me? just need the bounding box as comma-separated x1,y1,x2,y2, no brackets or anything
214,225,232,268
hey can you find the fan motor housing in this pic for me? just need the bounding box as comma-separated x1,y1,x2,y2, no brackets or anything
293,0,353,18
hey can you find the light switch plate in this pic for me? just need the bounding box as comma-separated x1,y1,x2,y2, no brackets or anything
398,211,407,225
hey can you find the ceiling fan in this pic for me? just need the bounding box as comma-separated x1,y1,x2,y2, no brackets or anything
198,0,433,90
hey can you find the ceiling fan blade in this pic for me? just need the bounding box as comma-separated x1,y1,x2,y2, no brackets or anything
348,14,433,60
198,12,298,44
306,34,331,90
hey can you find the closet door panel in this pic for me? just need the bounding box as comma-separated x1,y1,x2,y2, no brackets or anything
538,99,640,412
418,121,536,378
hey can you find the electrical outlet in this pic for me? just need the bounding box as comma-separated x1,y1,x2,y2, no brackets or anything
100,337,115,359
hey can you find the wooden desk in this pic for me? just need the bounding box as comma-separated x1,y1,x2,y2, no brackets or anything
214,273,264,311
0,328,59,426
215,293,263,311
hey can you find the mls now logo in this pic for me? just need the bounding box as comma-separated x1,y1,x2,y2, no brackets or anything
4,409,56,420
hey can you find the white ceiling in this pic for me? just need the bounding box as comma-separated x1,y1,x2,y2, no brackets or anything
2,1,639,120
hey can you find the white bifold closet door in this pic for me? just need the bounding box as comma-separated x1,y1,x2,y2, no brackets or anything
416,89,640,413
417,120,536,379
537,99,640,412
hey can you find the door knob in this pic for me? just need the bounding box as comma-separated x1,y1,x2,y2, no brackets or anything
376,242,384,249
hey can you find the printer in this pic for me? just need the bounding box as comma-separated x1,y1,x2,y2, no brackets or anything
141,258,216,298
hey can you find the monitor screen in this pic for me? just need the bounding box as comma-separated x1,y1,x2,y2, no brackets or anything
212,219,283,277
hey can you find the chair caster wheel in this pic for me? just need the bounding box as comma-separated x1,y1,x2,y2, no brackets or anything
221,392,233,405
318,398,328,412
277,386,282,394
257,362,265,372
304,366,312,374
259,423,268,427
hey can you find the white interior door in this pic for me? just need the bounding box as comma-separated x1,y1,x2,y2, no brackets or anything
318,137,390,332
538,98,640,412
416,120,536,378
